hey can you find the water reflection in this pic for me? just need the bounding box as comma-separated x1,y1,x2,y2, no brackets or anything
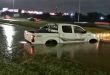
1,25,15,58
0,24,34,62
97,33,110,41
23,43,99,59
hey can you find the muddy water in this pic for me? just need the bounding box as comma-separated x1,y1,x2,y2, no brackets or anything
0,23,33,61
0,23,110,72
23,42,110,72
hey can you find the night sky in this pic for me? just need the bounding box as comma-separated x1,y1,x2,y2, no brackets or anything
0,0,110,14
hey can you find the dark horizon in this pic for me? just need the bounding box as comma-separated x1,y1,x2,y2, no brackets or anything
0,0,110,15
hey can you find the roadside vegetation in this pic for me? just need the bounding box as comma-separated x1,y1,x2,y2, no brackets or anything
0,53,109,75
0,19,47,28
0,19,110,33
85,27,110,33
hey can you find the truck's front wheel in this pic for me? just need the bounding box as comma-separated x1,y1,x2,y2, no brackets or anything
45,40,57,46
89,39,98,43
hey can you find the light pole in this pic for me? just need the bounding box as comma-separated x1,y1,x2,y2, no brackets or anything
78,0,80,22
12,0,15,16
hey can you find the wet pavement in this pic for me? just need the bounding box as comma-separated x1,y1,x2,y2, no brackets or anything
0,23,33,62
0,23,110,72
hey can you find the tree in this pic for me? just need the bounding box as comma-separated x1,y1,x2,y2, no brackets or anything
87,12,105,22
106,14,110,22
1,11,13,17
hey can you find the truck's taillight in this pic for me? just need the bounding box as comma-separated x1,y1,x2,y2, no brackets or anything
31,35,35,42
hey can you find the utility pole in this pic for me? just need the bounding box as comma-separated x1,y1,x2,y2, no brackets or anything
78,0,80,22
12,0,15,16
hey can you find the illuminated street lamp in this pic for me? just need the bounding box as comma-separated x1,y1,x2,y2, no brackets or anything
100,16,104,20
12,0,15,16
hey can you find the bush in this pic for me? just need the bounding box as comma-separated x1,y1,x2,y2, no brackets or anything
0,19,47,28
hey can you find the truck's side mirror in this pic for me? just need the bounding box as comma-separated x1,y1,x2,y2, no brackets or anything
81,30,87,33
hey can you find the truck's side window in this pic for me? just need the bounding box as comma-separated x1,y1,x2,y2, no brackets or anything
74,26,85,33
62,26,72,33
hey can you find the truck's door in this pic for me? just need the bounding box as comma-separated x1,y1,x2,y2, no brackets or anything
60,25,75,42
73,26,86,42
60,25,86,42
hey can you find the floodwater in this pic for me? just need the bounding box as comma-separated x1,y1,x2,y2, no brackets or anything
0,23,110,72
0,23,32,61
23,42,110,72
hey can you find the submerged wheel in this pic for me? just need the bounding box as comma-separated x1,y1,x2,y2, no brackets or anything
89,39,98,43
45,40,57,46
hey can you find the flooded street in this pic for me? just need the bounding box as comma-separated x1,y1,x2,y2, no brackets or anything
0,23,110,73
23,42,110,72
0,23,32,61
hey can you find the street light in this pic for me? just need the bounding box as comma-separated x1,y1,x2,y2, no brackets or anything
12,0,15,16
78,0,80,22
100,16,104,20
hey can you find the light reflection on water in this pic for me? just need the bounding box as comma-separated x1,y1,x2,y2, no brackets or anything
22,43,99,59
0,24,35,62
97,33,110,41
1,25,15,58
20,42,110,72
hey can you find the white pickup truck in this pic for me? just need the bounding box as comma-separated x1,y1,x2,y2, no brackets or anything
24,23,99,45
